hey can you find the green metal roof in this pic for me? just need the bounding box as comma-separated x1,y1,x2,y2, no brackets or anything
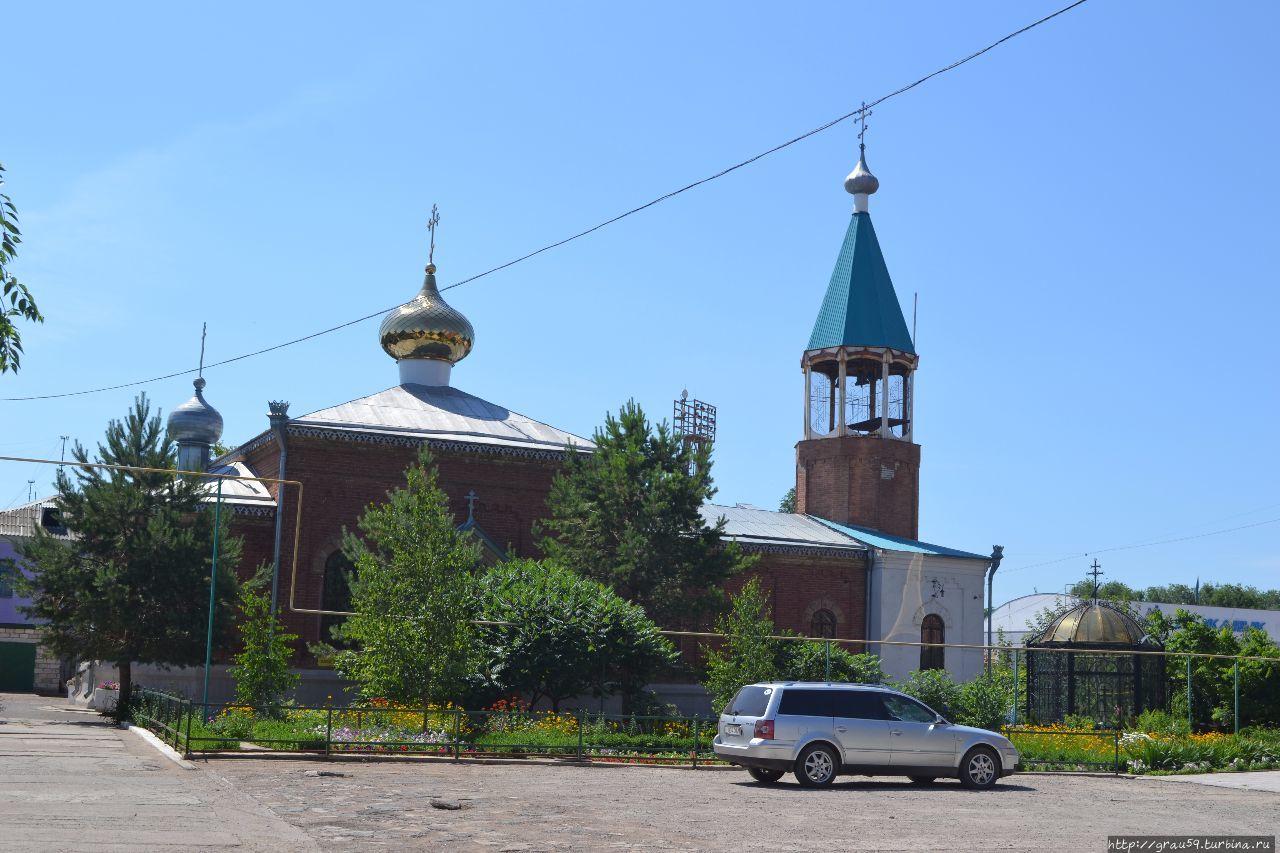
807,515,988,560
806,212,915,354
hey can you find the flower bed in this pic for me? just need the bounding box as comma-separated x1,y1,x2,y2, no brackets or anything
1007,724,1280,775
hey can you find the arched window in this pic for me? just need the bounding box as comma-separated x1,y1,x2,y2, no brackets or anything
811,609,837,639
321,551,355,646
920,614,945,671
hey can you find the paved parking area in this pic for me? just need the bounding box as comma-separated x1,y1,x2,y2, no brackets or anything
4,693,1277,851
208,754,1279,851
0,693,315,852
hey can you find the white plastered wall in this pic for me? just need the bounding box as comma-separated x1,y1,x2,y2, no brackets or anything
869,550,990,683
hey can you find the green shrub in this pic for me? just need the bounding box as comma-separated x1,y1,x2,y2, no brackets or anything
1062,714,1099,731
780,642,884,684
955,674,1012,731
1135,709,1189,736
893,669,960,719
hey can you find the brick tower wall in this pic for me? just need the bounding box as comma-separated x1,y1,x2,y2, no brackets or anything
795,436,920,540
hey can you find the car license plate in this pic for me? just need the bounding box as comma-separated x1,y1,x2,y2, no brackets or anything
725,724,742,736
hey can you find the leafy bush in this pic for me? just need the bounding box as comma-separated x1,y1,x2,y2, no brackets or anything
1135,709,1189,736
780,642,884,684
893,669,960,720
955,674,1012,731
1062,714,1099,731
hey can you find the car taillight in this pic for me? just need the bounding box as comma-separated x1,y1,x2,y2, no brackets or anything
753,719,775,740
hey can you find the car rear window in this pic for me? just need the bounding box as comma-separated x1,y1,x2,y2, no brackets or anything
727,685,773,717
778,689,834,717
832,690,890,720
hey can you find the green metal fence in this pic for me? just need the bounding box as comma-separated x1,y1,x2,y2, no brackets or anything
130,688,721,766
1002,726,1121,773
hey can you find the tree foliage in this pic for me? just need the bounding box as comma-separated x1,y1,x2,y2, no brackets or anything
334,448,481,706
538,400,753,627
0,163,43,374
1150,608,1280,729
779,641,884,685
474,559,679,710
778,487,796,514
701,578,782,714
229,569,299,713
16,394,241,710
1067,577,1280,611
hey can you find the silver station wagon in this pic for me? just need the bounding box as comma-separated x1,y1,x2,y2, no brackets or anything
713,682,1021,789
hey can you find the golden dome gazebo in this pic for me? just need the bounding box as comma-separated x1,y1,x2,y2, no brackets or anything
1024,600,1165,725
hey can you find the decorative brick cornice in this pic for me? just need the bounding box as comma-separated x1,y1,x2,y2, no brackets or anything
285,425,576,462
732,540,868,559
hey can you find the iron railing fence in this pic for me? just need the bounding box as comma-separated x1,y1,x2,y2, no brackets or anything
1002,727,1121,774
131,690,721,765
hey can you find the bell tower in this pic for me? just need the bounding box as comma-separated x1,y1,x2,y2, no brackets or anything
796,129,920,539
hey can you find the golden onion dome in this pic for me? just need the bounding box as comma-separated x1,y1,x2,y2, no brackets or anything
379,264,474,364
1034,601,1155,646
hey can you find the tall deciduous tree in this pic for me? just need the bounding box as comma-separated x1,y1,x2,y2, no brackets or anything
474,558,678,711
538,400,753,628
229,568,299,713
701,578,784,713
335,448,480,706
0,163,43,374
17,395,241,711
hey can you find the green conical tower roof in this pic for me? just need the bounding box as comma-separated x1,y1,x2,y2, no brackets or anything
807,211,915,354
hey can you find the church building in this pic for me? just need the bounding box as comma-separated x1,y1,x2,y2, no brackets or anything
154,140,998,694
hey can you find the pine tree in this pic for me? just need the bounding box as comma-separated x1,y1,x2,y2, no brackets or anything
538,400,753,628
334,448,481,706
17,394,241,712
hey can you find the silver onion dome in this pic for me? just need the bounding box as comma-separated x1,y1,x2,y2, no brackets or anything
168,377,224,445
844,145,880,196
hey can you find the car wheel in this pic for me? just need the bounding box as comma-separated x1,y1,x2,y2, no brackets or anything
959,746,1000,790
907,776,936,785
747,767,784,784
794,743,839,788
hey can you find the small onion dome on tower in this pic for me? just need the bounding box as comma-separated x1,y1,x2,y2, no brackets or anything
168,377,224,472
379,262,474,386
844,145,879,212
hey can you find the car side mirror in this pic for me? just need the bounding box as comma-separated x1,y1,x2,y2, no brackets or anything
935,714,947,725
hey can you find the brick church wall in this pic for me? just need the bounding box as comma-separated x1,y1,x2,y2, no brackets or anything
229,431,564,652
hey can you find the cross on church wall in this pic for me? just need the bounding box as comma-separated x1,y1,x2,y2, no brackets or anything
464,489,479,522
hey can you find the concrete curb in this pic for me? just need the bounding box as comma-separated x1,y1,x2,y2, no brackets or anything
124,723,197,770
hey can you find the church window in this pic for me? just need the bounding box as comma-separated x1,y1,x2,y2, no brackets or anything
811,609,837,639
920,614,944,670
321,551,356,646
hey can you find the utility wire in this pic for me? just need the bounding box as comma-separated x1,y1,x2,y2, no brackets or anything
1,0,1090,403
1001,514,1280,576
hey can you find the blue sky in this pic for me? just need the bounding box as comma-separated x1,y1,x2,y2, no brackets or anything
3,1,1277,604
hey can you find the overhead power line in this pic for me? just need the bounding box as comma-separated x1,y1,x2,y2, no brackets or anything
2,0,1090,403
1001,514,1280,576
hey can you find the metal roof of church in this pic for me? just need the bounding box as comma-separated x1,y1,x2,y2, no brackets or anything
203,460,277,508
291,384,594,453
808,515,988,559
702,503,867,553
807,213,915,354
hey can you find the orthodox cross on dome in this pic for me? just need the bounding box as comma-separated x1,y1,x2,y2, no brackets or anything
464,489,479,523
426,204,441,269
1087,559,1105,601
197,321,207,380
857,101,872,149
